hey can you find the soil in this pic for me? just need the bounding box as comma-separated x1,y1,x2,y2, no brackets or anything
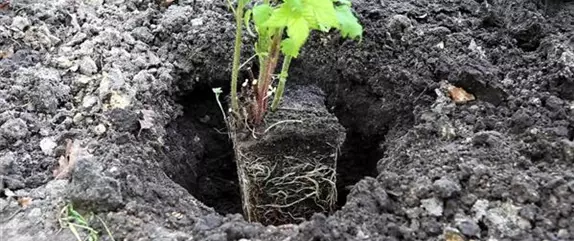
0,0,573,240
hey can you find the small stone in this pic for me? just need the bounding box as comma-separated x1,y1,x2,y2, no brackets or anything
0,118,29,141
107,68,125,90
472,199,489,220
55,56,74,69
82,95,98,110
73,113,85,124
11,16,30,31
433,177,461,198
108,92,130,109
456,218,481,237
40,137,57,156
421,197,443,217
65,32,88,46
93,124,106,135
190,17,204,26
79,56,98,75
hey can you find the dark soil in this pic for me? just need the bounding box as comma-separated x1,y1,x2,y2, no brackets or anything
1,0,574,240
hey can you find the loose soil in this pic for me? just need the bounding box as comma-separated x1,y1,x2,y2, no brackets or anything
1,0,573,240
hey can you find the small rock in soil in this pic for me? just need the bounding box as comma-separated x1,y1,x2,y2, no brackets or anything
11,16,30,31
421,197,443,217
455,217,481,237
433,177,461,198
39,137,57,156
79,56,97,75
0,118,29,141
93,124,107,135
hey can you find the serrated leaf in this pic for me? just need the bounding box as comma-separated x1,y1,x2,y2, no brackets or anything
285,0,304,13
265,5,294,28
281,16,310,57
303,0,339,31
335,4,363,40
252,4,273,26
281,39,299,57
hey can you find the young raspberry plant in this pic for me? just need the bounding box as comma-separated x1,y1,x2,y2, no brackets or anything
229,0,363,127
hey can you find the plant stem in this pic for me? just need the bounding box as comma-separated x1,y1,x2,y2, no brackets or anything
271,55,292,111
254,28,283,125
230,0,247,116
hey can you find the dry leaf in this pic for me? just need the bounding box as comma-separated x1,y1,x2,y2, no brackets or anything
447,85,475,104
17,197,32,208
0,46,14,59
0,0,9,11
53,139,80,179
159,0,175,7
444,228,465,241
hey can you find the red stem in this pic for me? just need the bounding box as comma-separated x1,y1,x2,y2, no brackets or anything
254,30,283,125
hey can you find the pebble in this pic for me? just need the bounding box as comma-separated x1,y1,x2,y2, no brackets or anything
11,16,30,31
455,218,481,237
39,137,57,156
73,113,85,124
79,56,97,75
82,95,98,110
190,17,204,26
421,197,443,217
94,124,107,135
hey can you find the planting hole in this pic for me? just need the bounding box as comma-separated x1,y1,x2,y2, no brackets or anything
163,84,242,215
162,85,385,223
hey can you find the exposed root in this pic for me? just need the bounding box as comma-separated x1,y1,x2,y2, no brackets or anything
242,153,337,225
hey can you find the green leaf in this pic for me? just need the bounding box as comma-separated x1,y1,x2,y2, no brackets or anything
252,4,273,26
335,4,363,40
281,16,310,57
264,5,294,28
303,0,339,31
285,0,304,13
281,38,299,57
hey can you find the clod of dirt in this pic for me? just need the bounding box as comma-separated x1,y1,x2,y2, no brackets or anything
67,157,124,212
0,118,29,142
